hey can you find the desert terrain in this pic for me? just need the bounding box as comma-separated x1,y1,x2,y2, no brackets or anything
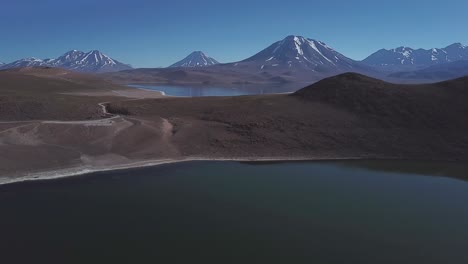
1,67,467,183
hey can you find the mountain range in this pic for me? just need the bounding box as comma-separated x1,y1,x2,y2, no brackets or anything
362,43,468,67
169,51,219,67
103,35,377,85
2,36,468,82
0,50,132,73
168,37,467,83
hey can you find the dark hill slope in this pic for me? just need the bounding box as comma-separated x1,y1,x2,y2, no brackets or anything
292,73,468,129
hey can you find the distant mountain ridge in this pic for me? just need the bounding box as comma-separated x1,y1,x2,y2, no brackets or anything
169,51,219,67
1,57,50,69
389,60,468,81
0,50,132,73
363,43,468,66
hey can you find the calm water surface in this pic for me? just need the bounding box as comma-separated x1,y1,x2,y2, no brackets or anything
127,84,299,97
1,160,468,263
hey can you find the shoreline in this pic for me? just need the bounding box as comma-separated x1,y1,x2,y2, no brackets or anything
0,156,372,186
126,84,295,97
128,86,167,96
3,155,466,186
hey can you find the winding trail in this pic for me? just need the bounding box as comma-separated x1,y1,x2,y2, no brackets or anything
0,101,119,126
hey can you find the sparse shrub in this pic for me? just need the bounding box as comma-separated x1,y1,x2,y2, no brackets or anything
107,104,131,115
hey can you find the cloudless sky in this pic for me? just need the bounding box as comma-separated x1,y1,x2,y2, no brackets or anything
1,0,467,67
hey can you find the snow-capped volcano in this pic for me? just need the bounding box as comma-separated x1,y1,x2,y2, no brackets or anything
363,43,468,66
0,50,132,73
169,51,219,68
239,35,360,72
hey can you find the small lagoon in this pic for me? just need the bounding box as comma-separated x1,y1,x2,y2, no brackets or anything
127,84,299,97
1,160,467,263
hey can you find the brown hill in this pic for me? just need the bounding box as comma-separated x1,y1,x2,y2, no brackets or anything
292,73,468,129
0,67,156,121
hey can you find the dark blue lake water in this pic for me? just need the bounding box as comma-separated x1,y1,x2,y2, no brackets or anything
1,160,468,264
127,84,298,97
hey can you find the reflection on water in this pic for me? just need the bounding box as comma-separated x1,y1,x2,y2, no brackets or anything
127,83,300,97
337,159,468,181
243,159,468,181
1,160,468,263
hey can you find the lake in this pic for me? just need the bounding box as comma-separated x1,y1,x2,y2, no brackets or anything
127,84,299,97
1,160,468,264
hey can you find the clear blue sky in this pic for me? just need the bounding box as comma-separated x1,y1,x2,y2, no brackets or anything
1,0,467,67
